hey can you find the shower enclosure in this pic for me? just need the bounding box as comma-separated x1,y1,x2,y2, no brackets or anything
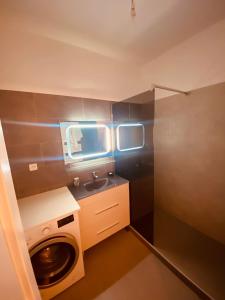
113,90,155,243
113,83,225,300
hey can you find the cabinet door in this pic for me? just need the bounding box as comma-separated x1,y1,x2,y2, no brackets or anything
79,184,130,250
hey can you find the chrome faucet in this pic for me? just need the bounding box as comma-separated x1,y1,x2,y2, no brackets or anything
92,171,99,180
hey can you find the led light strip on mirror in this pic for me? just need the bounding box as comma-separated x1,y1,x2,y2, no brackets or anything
116,123,145,152
66,124,111,160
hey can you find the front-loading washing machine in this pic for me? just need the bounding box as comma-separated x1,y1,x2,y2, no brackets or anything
18,187,85,300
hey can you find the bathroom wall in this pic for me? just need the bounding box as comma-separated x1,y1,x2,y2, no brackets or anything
154,81,225,299
113,90,154,242
0,23,145,102
154,81,225,245
142,18,225,100
0,90,114,198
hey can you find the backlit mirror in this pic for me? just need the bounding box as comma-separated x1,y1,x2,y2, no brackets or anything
60,122,112,164
116,123,145,151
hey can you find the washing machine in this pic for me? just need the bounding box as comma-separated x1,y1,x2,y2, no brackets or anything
18,187,85,300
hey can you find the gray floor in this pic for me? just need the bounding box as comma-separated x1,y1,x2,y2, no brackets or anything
54,229,199,300
154,208,225,300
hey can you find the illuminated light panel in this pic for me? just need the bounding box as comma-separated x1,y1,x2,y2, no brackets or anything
4,120,59,128
116,123,145,152
66,124,111,160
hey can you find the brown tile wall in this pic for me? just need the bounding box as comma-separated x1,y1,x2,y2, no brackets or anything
113,90,155,242
0,90,114,198
154,81,225,245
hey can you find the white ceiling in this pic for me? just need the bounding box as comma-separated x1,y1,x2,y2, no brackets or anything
1,0,225,64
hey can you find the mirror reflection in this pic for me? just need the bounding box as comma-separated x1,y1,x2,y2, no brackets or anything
60,122,112,163
116,123,145,151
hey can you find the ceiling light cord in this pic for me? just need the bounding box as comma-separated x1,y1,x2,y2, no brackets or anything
131,0,136,17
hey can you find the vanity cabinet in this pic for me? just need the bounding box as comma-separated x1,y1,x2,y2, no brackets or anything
78,183,130,250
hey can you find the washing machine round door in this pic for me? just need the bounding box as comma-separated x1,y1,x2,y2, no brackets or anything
30,235,79,288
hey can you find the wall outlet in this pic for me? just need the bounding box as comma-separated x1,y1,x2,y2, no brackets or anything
29,163,38,172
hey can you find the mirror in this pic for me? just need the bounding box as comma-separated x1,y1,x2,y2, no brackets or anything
116,123,145,151
60,122,112,164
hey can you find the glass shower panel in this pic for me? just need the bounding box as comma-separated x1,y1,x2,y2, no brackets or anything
112,91,155,243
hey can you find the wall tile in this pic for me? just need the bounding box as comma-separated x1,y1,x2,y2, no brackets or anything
6,143,44,173
3,122,44,146
0,89,113,198
113,89,155,242
42,161,68,190
0,90,36,121
84,99,112,121
34,93,84,122
66,161,115,184
40,140,64,164
12,168,49,198
112,102,129,122
130,104,143,121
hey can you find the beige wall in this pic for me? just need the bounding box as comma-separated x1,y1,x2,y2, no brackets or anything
0,25,144,102
154,82,225,245
142,18,225,99
1,13,225,102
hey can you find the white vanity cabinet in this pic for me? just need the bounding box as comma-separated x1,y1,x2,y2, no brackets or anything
78,183,130,250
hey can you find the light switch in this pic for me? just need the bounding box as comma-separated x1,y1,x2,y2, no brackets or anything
29,163,38,172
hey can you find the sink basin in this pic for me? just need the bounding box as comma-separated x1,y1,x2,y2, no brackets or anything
83,178,110,191
68,175,128,201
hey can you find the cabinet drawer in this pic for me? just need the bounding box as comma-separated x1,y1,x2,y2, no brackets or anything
79,183,130,250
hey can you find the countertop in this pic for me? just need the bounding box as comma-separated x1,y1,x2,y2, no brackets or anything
68,175,129,201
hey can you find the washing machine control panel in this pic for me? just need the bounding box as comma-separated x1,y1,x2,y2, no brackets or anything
25,212,77,248
25,223,53,247
57,214,74,228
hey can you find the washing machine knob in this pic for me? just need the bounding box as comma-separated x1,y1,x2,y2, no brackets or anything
42,227,50,235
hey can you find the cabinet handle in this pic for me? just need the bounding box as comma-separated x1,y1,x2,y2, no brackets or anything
97,222,119,235
95,203,119,215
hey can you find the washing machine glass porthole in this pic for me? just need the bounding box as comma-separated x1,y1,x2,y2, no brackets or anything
30,235,79,288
